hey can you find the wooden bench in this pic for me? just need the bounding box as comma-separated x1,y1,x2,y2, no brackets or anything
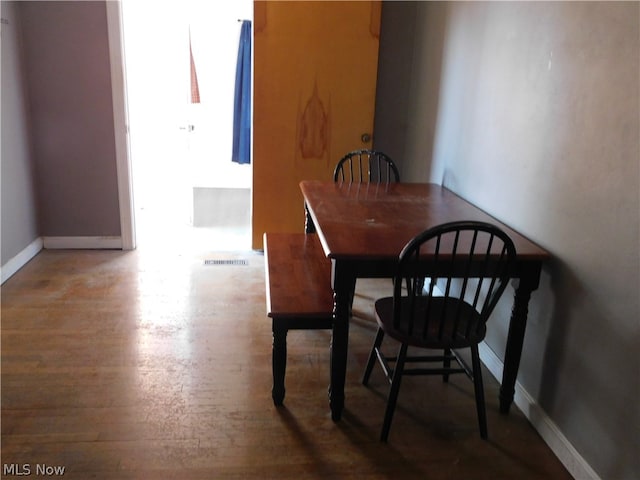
263,232,334,406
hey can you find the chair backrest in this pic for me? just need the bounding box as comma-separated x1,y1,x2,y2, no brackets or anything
333,149,400,184
393,221,517,346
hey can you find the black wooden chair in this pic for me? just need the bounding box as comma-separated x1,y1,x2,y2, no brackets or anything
331,149,401,309
362,221,517,442
306,150,399,233
333,149,400,184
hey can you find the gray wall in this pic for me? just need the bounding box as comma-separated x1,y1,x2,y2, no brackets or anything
20,1,121,238
2,1,121,270
1,1,40,265
2,1,120,249
375,2,639,479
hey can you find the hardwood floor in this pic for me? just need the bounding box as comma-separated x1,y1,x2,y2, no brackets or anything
1,242,572,479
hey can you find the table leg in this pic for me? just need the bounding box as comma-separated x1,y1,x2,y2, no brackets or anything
272,326,287,406
329,267,353,421
500,274,538,413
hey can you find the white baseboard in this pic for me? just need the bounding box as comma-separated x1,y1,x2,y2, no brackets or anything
479,342,601,480
43,236,122,249
1,236,123,284
1,237,44,284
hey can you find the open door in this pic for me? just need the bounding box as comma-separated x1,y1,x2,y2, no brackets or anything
111,0,253,251
252,1,382,249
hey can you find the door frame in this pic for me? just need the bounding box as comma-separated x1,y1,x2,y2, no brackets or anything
106,0,136,250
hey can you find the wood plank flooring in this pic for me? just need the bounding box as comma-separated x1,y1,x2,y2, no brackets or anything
1,244,572,479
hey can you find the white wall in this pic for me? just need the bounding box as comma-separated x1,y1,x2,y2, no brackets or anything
122,0,253,195
188,1,253,189
375,2,639,479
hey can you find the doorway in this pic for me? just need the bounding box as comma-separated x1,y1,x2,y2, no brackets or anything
120,0,253,253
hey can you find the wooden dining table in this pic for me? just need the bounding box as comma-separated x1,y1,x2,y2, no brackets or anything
300,180,550,421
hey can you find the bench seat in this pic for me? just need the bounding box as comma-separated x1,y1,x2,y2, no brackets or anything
264,232,333,405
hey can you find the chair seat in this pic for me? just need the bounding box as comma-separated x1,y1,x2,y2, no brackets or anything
375,296,486,349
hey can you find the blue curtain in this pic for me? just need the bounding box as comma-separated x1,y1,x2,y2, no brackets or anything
232,20,251,164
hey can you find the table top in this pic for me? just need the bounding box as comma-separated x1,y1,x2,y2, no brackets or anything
300,180,550,262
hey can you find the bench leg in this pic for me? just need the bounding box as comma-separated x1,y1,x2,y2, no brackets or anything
272,324,287,406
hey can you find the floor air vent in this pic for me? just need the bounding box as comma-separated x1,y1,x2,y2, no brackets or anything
204,259,248,266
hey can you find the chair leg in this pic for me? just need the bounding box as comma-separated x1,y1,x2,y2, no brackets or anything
272,325,288,406
470,344,488,439
443,347,451,382
362,328,385,386
380,343,408,442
